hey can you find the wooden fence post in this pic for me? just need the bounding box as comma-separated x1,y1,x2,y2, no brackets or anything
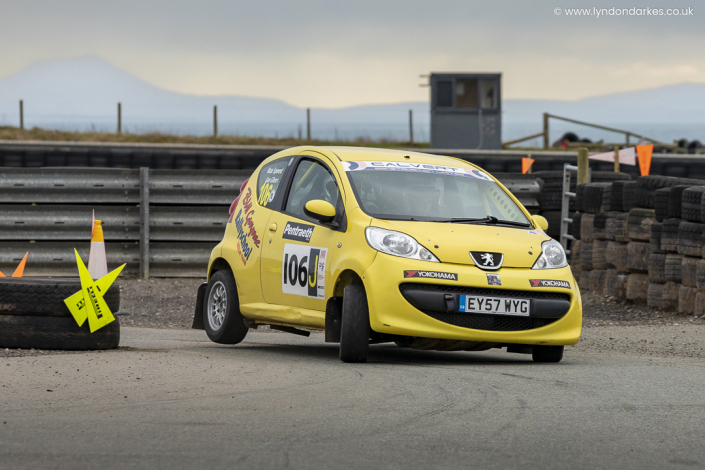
117,103,122,135
409,109,414,144
19,100,24,130
306,108,311,141
213,105,218,138
577,147,590,185
543,113,549,149
613,145,620,173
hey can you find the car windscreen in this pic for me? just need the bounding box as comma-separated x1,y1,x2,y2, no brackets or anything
343,161,530,225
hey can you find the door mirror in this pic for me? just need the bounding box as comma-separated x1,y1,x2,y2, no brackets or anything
304,200,336,224
532,215,549,231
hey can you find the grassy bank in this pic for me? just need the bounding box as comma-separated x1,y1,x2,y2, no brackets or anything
0,126,430,148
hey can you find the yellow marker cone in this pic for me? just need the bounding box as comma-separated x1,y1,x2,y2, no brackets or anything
88,220,108,280
12,252,28,278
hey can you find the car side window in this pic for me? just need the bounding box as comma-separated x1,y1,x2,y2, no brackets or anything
285,159,340,223
256,158,291,208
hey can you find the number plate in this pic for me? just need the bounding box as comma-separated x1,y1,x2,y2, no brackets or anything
458,295,530,316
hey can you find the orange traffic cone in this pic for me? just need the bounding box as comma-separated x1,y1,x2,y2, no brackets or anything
12,252,28,277
0,252,28,278
87,220,108,280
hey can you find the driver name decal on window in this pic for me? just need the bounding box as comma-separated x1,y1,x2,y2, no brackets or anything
282,244,327,299
257,159,289,208
342,161,491,180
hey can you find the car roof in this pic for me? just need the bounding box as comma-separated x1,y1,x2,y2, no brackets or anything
299,146,480,169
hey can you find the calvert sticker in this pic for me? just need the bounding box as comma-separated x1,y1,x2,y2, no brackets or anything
282,244,327,299
342,161,492,180
404,270,458,281
530,279,570,289
234,187,261,266
283,222,314,243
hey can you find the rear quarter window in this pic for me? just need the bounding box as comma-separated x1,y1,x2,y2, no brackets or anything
256,158,291,208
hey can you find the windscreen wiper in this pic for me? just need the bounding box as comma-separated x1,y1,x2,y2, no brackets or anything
446,216,531,227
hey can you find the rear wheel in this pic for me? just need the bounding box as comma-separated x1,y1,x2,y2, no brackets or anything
532,345,564,363
203,270,248,345
339,285,370,363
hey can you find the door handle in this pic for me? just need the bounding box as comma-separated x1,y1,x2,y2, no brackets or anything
269,223,277,232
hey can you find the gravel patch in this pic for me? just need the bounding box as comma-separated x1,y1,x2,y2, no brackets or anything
581,292,705,327
117,278,205,329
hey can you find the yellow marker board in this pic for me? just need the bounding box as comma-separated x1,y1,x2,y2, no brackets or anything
64,249,125,333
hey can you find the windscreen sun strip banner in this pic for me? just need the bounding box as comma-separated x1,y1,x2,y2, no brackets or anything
342,161,492,180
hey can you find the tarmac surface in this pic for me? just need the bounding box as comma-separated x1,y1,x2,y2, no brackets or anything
2,327,705,470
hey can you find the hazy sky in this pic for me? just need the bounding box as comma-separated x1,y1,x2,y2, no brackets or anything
1,0,702,107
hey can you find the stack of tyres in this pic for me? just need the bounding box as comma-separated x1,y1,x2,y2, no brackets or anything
570,178,633,300
535,171,630,240
0,278,121,349
678,186,705,314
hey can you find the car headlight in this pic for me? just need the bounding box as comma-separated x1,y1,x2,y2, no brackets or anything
532,239,568,269
365,227,439,262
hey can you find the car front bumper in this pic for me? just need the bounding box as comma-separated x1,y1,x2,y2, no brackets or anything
362,255,582,346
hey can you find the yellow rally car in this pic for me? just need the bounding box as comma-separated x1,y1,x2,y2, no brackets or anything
192,146,582,363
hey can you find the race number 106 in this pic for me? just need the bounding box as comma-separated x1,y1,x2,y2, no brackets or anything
282,244,327,299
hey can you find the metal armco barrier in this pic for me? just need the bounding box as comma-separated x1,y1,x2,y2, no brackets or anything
0,167,248,278
2,140,703,179
0,166,540,278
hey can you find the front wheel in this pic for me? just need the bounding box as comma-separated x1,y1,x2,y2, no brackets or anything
532,345,564,363
339,285,370,363
203,270,248,345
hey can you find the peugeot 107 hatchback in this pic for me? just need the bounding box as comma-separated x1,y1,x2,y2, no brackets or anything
192,146,582,363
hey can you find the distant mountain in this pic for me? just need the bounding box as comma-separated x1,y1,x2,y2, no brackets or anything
0,56,703,142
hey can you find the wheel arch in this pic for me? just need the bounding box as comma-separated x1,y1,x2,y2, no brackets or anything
208,257,234,280
332,269,364,298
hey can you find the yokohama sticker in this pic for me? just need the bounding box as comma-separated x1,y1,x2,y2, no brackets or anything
529,279,570,289
282,244,327,299
404,270,458,281
282,222,314,243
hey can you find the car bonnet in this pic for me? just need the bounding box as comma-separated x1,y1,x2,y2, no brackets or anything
370,219,551,268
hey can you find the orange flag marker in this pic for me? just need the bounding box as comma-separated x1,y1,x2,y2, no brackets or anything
522,157,535,174
0,270,4,277
12,252,28,278
636,144,653,176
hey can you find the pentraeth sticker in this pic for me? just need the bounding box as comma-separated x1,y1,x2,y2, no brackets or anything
282,244,327,299
342,161,492,180
529,279,570,289
282,222,314,243
404,270,458,281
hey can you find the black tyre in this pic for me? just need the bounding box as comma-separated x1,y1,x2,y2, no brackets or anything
0,315,120,350
540,211,563,239
681,256,699,288
203,270,248,345
339,284,370,363
532,345,564,363
648,253,667,284
681,187,705,222
654,188,670,222
665,254,684,283
626,274,649,301
667,185,692,219
661,218,681,252
650,222,665,253
627,208,655,241
0,277,120,315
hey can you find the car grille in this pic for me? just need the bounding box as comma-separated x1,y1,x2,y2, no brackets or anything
418,311,557,331
399,283,570,332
